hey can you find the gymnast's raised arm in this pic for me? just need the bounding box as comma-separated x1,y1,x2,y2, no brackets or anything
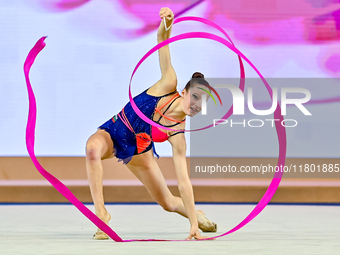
155,7,177,94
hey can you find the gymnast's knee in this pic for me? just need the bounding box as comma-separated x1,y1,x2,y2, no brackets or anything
86,140,102,162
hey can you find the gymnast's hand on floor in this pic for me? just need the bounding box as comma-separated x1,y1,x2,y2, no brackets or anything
185,226,215,240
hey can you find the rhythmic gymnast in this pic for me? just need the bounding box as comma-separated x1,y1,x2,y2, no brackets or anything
85,7,217,241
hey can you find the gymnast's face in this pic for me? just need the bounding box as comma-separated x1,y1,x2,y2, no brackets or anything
181,84,210,117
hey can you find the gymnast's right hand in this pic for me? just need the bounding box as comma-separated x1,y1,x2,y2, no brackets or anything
159,7,174,21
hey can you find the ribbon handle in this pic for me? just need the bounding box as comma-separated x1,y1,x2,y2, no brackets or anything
163,17,173,31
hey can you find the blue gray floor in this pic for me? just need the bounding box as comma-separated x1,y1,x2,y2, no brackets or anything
1,204,339,255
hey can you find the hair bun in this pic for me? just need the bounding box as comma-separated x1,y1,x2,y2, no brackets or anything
192,72,204,78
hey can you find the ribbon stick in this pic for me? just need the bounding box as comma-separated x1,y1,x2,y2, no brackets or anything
24,16,287,242
163,17,173,31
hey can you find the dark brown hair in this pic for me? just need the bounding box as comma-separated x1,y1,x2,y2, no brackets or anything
184,72,211,92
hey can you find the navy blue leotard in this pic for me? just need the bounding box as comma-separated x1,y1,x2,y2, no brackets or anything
98,88,184,164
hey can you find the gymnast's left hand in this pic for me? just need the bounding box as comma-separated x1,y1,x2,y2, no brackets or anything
185,226,215,241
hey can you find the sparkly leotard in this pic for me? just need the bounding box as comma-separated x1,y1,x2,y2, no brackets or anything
98,87,185,164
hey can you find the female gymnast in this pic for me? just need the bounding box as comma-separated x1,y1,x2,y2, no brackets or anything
85,7,217,241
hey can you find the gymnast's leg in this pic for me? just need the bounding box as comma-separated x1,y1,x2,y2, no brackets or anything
85,129,114,239
126,150,217,232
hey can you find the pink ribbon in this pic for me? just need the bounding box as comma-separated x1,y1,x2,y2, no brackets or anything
24,37,123,242
24,17,286,242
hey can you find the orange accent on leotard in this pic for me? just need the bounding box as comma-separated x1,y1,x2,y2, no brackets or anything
118,108,152,153
154,93,186,124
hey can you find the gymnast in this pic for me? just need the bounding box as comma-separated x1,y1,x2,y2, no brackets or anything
85,7,217,241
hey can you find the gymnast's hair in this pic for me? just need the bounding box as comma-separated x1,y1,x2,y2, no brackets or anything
184,72,211,92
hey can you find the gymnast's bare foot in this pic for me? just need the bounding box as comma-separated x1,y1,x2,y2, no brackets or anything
197,210,217,232
93,210,111,240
